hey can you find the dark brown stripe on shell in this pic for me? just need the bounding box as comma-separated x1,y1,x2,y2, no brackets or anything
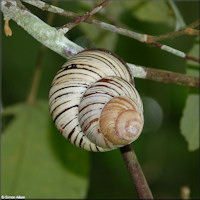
67,126,77,141
79,102,105,113
79,135,84,147
53,105,78,123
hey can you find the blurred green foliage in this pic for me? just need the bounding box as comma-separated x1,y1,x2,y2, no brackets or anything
2,101,89,198
180,36,199,151
1,1,199,199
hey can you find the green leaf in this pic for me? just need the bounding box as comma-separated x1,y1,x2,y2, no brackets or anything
104,1,125,22
180,36,199,151
2,100,89,198
180,94,199,151
126,1,175,27
79,23,118,51
2,102,25,116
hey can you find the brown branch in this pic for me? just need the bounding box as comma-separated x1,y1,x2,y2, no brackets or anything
120,145,153,199
185,54,200,63
144,67,199,88
128,64,199,88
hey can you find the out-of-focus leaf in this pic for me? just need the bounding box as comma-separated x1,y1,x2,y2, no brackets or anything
79,23,99,44
98,31,118,51
186,36,199,77
142,97,163,133
2,100,89,198
1,103,25,116
125,1,174,27
78,1,96,9
104,1,125,21
168,1,186,30
180,94,199,151
74,35,94,48
79,23,118,51
180,36,199,151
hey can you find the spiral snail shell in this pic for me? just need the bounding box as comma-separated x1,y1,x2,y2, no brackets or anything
49,48,144,152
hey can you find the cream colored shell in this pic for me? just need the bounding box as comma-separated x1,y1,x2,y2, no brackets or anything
49,49,143,152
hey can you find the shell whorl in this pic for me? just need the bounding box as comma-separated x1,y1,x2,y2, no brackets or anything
49,48,143,152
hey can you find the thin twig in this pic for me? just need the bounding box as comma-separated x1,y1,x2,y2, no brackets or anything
63,0,112,32
22,0,200,63
147,28,199,43
120,145,153,199
147,20,200,43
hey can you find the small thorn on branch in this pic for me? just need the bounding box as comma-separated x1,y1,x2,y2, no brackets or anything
4,18,12,36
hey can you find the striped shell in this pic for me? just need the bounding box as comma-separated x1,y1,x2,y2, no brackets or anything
49,48,143,152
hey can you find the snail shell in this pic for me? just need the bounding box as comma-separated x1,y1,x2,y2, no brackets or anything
49,48,144,152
